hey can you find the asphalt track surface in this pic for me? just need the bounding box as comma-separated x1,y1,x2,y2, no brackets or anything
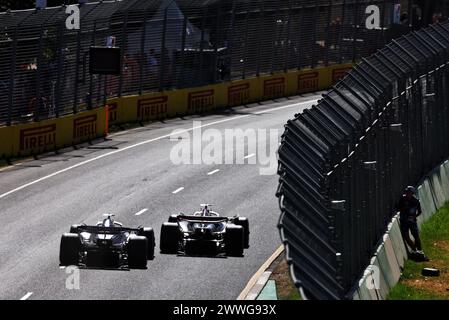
0,94,320,300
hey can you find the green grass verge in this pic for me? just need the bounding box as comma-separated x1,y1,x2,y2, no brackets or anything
387,203,449,300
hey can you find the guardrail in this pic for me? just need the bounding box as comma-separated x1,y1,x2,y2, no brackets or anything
276,20,449,300
1,0,407,126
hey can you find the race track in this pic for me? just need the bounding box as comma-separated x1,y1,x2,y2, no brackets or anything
0,94,320,300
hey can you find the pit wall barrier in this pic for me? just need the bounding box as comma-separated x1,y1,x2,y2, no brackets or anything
352,160,449,300
0,63,352,160
0,108,107,159
107,64,352,126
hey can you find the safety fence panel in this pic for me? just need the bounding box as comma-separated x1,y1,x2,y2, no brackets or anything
1,0,408,126
277,20,449,299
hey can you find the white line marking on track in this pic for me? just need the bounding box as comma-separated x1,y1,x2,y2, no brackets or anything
0,98,318,200
134,208,148,216
20,292,33,300
172,187,184,194
244,153,255,159
207,169,220,175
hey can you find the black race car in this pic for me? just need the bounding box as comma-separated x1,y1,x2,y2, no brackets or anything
59,214,155,269
160,205,249,256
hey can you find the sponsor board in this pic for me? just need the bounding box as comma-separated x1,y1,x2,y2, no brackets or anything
20,124,56,153
188,89,215,113
137,96,168,121
332,66,352,84
263,78,285,99
73,114,98,141
228,83,250,106
298,71,319,93
108,102,118,124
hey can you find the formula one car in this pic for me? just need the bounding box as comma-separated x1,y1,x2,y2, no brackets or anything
59,214,155,269
160,205,249,256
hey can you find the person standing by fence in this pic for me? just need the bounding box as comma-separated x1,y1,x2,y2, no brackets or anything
396,186,429,261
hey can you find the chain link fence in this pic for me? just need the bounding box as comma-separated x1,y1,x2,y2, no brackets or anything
1,0,407,126
277,20,449,299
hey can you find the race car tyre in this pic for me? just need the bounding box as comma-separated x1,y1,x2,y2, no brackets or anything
234,217,250,249
60,233,80,266
69,224,82,234
128,235,148,269
225,224,244,257
160,222,180,254
139,227,155,260
168,215,179,223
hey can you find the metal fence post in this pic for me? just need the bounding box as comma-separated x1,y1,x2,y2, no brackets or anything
226,0,236,81
212,2,223,83
338,0,347,64
139,10,148,95
270,0,282,74
198,7,207,85
35,25,45,122
296,5,304,69
255,0,266,77
54,22,65,119
159,8,168,92
324,0,333,66
7,29,18,126
284,0,293,73
311,4,319,68
119,13,128,96
352,0,360,63
88,21,97,110
177,15,188,88
241,7,251,79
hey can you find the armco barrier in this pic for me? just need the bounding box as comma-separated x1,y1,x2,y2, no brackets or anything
277,21,449,299
0,109,107,159
352,159,449,300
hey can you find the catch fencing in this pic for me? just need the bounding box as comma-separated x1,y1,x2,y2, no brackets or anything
276,20,449,299
1,0,405,126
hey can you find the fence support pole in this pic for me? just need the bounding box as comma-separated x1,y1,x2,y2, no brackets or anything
139,10,148,96
118,13,128,97
159,8,168,92
35,26,45,122
7,29,18,126
226,0,236,81
284,0,293,73
255,1,266,77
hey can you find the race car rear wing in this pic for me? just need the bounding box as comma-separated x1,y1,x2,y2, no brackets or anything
178,215,229,224
74,225,139,234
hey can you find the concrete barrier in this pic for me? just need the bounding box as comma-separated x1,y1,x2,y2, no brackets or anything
388,217,407,268
373,246,391,300
440,160,449,197
418,179,436,222
430,172,446,209
353,160,449,300
0,109,107,159
382,234,402,287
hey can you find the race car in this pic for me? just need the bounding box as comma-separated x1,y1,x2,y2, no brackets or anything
59,214,155,269
160,205,249,256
